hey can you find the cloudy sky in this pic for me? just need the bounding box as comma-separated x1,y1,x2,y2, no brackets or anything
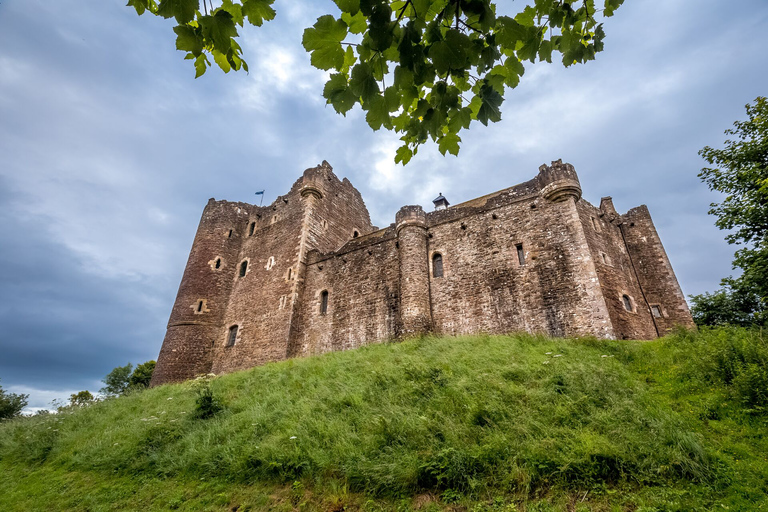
1,0,766,411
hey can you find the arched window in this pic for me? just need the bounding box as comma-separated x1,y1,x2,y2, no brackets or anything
432,253,444,278
622,294,633,312
353,230,359,238
239,260,248,277
249,222,256,236
320,290,329,314
215,258,221,269
226,325,238,346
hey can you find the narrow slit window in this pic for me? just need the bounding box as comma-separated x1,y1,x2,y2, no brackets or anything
651,305,662,318
622,294,633,312
228,229,233,238
215,258,221,269
287,268,293,280
226,325,238,347
516,243,525,265
239,260,248,277
320,290,329,315
249,222,256,236
432,253,444,278
197,300,203,312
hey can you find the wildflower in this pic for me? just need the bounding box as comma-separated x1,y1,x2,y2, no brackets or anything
113,443,119,446
542,361,550,365
545,352,552,355
290,436,297,440
601,355,608,358
167,397,173,400
554,354,563,357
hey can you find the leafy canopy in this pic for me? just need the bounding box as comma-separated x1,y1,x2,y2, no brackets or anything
127,0,624,162
100,360,157,396
0,380,29,421
691,97,768,326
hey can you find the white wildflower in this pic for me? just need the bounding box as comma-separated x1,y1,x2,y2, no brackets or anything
553,354,563,357
542,361,550,365
545,352,552,355
290,436,297,440
601,355,608,358
167,397,173,400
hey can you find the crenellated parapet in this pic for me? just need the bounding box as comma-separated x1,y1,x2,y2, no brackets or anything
537,159,582,202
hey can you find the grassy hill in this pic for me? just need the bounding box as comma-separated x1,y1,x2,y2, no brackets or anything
2,327,767,511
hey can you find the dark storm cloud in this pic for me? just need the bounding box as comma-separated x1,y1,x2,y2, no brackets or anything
0,0,766,409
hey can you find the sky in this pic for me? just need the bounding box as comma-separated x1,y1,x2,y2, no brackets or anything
0,0,766,412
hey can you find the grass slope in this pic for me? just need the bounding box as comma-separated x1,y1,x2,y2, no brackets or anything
1,328,767,511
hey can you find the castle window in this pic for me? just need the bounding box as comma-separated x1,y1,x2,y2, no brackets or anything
516,244,525,265
287,268,293,280
353,230,359,238
622,294,633,312
320,290,329,315
249,222,256,236
266,256,275,270
228,229,233,238
197,300,203,312
651,305,662,318
226,325,238,347
215,258,221,269
239,260,248,277
432,253,444,278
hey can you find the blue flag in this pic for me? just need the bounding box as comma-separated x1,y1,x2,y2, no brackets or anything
254,190,265,195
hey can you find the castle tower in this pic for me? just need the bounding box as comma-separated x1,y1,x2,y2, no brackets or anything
396,205,432,336
150,199,249,385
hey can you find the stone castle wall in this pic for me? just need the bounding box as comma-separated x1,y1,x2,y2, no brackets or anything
151,160,695,386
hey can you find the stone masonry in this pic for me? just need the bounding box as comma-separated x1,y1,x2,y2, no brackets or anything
150,160,695,385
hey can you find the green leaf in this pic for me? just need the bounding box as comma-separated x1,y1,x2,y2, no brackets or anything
126,0,155,16
198,11,238,53
514,5,537,27
156,0,198,24
242,0,276,26
438,132,461,156
395,145,413,165
194,54,209,78
604,0,624,17
428,30,470,75
173,25,203,56
334,0,360,16
213,49,232,73
302,15,348,71
538,39,552,63
476,82,503,126
219,0,244,26
341,10,367,35
349,62,379,102
323,73,357,115
365,95,390,131
342,45,357,74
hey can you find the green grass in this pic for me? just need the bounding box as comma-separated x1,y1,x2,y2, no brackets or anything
2,327,768,511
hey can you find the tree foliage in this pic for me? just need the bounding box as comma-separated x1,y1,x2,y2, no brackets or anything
129,360,157,389
100,361,157,397
692,97,768,326
126,0,624,161
100,363,133,396
0,380,29,421
69,390,95,407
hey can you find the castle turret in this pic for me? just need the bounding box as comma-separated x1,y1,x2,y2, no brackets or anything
395,205,432,336
151,199,248,386
537,159,582,202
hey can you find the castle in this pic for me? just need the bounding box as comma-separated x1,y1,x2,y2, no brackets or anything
151,160,694,385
